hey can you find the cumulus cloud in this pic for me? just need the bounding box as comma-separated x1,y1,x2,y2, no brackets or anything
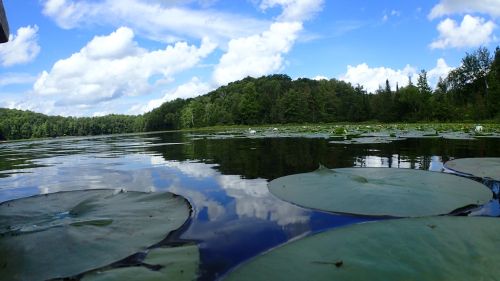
260,0,324,22
134,77,213,114
429,0,500,19
213,21,302,86
0,96,57,115
312,75,328,81
339,58,455,92
33,27,216,106
427,58,454,86
430,15,496,49
0,25,40,67
31,0,325,116
41,0,268,43
339,63,417,93
210,0,323,86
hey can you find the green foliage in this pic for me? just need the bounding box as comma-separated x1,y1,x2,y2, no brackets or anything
0,109,143,140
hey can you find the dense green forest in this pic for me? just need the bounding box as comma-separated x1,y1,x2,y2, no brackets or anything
1,47,499,141
0,110,145,140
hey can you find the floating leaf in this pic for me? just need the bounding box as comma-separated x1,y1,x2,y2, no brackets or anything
225,216,500,281
268,167,491,217
445,158,500,181
398,131,440,138
439,132,476,140
81,244,199,281
0,190,191,281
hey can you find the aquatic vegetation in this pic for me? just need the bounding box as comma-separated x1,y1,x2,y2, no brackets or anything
184,123,500,142
268,167,492,217
224,216,500,281
445,158,500,181
0,189,191,281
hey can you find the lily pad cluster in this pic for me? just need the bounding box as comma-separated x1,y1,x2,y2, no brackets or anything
185,123,500,143
0,189,196,281
225,160,499,280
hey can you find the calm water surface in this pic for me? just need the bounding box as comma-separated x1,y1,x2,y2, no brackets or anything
0,132,499,280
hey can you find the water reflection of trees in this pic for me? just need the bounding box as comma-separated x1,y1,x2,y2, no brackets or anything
146,134,500,180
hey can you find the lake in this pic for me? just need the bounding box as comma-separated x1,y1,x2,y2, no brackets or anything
1,131,499,280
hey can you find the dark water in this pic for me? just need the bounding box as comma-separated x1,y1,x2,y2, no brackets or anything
0,132,499,280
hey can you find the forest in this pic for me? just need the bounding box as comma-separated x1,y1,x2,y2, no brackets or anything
1,47,499,141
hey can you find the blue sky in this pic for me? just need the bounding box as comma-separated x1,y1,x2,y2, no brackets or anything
0,0,498,116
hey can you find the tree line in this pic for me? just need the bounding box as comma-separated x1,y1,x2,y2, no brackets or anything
0,110,144,140
1,47,499,140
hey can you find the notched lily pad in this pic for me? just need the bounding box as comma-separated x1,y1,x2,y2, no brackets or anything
445,158,500,181
268,167,492,217
225,216,500,281
81,244,199,281
0,189,191,281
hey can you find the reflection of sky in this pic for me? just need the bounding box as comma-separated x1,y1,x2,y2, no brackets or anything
354,154,444,171
0,134,498,279
149,155,312,227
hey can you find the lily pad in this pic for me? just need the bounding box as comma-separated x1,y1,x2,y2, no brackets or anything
81,244,199,281
439,132,476,140
398,131,440,138
444,158,500,181
268,167,491,217
0,189,191,281
225,216,500,281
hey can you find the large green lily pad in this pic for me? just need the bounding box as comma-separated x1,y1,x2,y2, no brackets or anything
0,190,191,281
225,216,500,281
81,244,199,281
444,158,500,181
268,167,491,217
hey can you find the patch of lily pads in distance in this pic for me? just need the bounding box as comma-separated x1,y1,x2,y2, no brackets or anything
185,123,500,144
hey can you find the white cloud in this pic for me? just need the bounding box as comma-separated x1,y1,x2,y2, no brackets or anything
339,58,455,92
210,0,324,86
134,77,213,114
430,15,496,49
260,0,324,22
429,0,500,19
213,21,302,86
339,63,417,93
313,75,328,81
33,27,216,106
41,0,268,43
0,25,40,67
427,58,454,86
0,96,57,115
0,73,38,87
31,0,326,116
